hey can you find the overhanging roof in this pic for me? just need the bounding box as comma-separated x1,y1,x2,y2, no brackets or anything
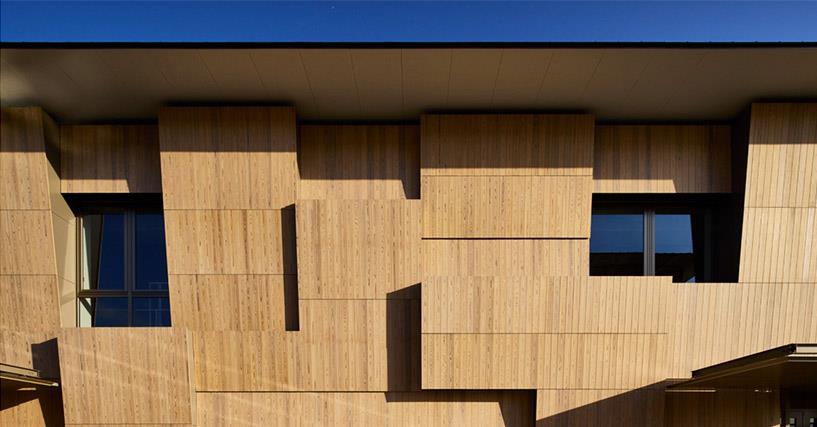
2,44,816,123
669,343,817,391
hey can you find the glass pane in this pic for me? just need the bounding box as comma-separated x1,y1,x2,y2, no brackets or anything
655,214,696,282
78,297,129,327
132,297,171,327
135,213,168,290
81,214,126,290
590,213,644,276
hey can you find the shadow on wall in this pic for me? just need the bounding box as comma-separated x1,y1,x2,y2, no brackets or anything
536,383,667,427
386,284,421,391
384,389,536,427
0,338,65,426
281,204,300,331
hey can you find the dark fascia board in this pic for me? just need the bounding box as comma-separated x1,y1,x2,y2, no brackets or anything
690,343,817,379
2,41,817,49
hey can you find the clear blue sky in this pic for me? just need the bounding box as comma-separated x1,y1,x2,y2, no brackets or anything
1,1,816,43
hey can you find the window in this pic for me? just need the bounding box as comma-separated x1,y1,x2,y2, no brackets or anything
590,195,739,283
77,208,170,327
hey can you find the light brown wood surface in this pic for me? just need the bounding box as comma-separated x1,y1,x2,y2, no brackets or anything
738,208,817,282
421,114,594,176
0,275,59,331
593,125,731,193
422,175,592,238
0,210,56,275
296,199,422,299
536,387,665,427
298,125,420,199
57,328,192,425
159,106,297,210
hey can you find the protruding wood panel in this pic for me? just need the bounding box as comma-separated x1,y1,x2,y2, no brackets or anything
423,239,588,277
169,274,291,331
0,107,51,210
298,125,420,199
0,210,56,275
0,331,57,374
159,106,297,210
422,176,592,238
197,391,533,426
738,208,817,283
193,299,419,391
748,103,817,145
593,125,731,193
164,208,295,275
422,333,666,390
421,114,594,176
536,388,665,427
296,200,421,299
57,328,192,425
0,275,59,331
665,389,780,427
422,276,670,334
60,125,161,193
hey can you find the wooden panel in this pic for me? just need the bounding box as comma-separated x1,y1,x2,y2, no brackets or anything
423,239,588,277
57,328,192,425
164,208,295,275
738,208,817,283
169,274,290,331
0,388,64,427
593,125,731,193
193,299,419,391
296,200,422,299
197,391,533,427
298,125,420,199
0,210,56,275
665,389,780,427
159,106,297,210
536,388,665,427
0,107,50,210
421,114,594,176
422,276,670,334
422,333,666,389
60,125,161,193
0,331,59,376
422,175,592,238
0,275,59,331
744,103,817,207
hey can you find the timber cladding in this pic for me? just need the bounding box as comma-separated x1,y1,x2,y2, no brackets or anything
0,103,815,426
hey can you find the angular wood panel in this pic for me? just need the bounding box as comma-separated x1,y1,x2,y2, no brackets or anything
159,106,297,210
164,208,295,275
0,275,59,331
422,333,666,389
0,210,56,275
60,125,162,193
593,125,731,193
57,328,192,425
193,299,419,391
422,276,671,334
298,125,420,199
536,388,665,427
423,239,588,277
738,208,817,283
422,175,592,238
296,200,422,299
421,114,594,176
197,391,533,427
0,107,51,210
169,274,291,331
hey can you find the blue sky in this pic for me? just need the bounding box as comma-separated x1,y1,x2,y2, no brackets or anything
1,1,816,43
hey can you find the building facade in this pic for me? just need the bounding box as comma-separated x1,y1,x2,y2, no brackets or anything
1,45,816,426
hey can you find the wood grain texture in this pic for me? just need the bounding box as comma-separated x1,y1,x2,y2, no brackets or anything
298,125,420,199
536,387,665,427
421,114,594,176
193,299,419,391
164,208,295,275
422,333,666,390
296,200,422,299
57,328,192,425
60,125,162,193
0,275,59,331
665,389,780,427
423,239,588,277
0,107,50,210
422,276,671,334
0,210,56,275
197,391,533,427
169,274,291,331
0,331,59,375
159,106,297,210
0,387,64,427
738,208,817,283
421,175,592,238
593,125,731,193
